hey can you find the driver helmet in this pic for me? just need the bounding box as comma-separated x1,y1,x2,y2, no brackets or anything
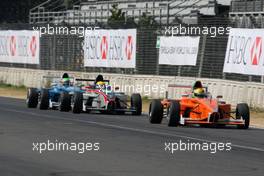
193,88,205,97
193,80,203,89
96,81,106,90
95,75,104,84
192,81,205,97
62,73,70,86
96,81,105,86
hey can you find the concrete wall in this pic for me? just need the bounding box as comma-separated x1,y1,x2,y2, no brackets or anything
0,67,264,108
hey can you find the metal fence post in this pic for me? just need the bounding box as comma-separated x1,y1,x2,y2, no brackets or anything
167,2,170,26
178,66,181,76
156,47,159,75
52,34,56,70
198,35,207,78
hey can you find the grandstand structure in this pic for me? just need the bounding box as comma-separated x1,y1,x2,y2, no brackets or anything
3,0,264,83
230,0,264,28
29,0,231,25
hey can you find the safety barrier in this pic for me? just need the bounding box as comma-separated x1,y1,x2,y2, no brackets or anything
1,67,263,108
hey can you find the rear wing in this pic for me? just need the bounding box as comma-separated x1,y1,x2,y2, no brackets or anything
41,75,74,87
168,84,208,92
75,78,110,84
42,76,75,80
166,84,208,99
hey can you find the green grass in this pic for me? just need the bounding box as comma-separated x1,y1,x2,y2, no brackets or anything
250,106,264,113
0,83,27,90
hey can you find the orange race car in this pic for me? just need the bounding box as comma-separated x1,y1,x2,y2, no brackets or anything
149,81,250,129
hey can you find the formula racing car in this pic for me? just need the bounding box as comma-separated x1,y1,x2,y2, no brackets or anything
71,75,142,115
26,73,83,111
149,81,250,129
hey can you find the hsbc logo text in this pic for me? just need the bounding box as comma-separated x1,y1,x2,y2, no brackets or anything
100,36,108,59
0,35,38,58
0,36,9,56
85,35,134,61
250,37,262,65
226,35,264,66
84,29,136,68
0,30,40,64
30,36,37,57
125,36,133,60
223,28,264,76
10,36,16,56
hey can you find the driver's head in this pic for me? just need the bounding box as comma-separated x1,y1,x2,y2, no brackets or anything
193,88,205,97
193,81,203,90
62,73,70,86
96,81,106,90
96,81,105,86
95,75,104,84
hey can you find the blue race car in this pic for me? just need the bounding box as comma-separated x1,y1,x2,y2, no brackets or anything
26,73,84,112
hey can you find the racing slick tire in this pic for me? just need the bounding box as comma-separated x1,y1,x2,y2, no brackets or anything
59,92,71,112
236,103,250,129
39,89,49,110
27,88,38,108
104,101,115,114
149,100,163,124
168,101,181,127
72,92,83,114
131,93,142,115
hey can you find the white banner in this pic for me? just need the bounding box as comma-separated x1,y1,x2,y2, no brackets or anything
159,36,200,66
0,30,40,64
83,29,136,68
224,28,264,76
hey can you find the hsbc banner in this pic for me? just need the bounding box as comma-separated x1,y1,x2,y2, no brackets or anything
83,29,136,68
159,36,200,66
224,28,264,75
0,30,40,64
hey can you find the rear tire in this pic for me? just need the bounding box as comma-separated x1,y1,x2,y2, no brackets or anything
59,92,71,112
131,94,142,115
149,100,163,124
168,101,181,127
236,103,250,129
27,88,38,108
72,92,83,114
39,89,49,110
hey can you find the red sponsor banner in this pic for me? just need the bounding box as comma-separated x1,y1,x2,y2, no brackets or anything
0,31,40,64
84,29,136,68
224,28,264,76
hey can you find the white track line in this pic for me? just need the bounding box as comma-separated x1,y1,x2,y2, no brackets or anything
250,125,264,130
1,107,264,152
142,113,264,130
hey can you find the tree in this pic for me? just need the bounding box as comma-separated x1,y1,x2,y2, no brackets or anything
138,12,158,28
63,0,74,9
107,4,126,28
0,0,47,23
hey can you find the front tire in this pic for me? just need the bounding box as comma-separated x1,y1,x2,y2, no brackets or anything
72,92,83,114
236,103,250,129
131,94,142,115
59,92,71,112
27,88,38,108
168,101,181,127
149,100,163,124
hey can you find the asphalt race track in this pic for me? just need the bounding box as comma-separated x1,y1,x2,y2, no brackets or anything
0,97,263,176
